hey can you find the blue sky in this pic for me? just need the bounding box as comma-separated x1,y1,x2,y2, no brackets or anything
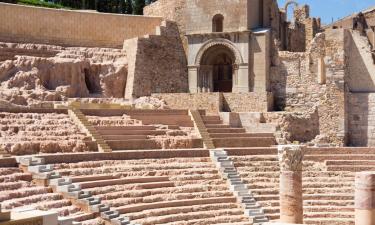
277,0,374,25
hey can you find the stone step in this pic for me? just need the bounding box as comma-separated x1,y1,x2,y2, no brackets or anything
207,128,246,133
201,116,221,121
107,139,203,150
56,183,81,193
130,115,193,127
98,130,166,136
303,211,354,219
77,176,170,189
205,124,231,129
213,137,276,148
203,120,223,124
303,217,354,225
226,148,277,156
327,165,375,172
102,135,149,140
96,126,156,131
325,160,375,166
210,133,274,138
305,154,375,161
116,196,237,214
305,147,375,155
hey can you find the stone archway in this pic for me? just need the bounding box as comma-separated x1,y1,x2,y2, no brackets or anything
192,39,243,93
199,44,235,92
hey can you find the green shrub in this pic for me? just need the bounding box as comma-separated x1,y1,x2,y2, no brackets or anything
17,0,70,9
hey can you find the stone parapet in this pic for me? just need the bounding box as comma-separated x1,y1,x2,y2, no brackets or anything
0,2,162,48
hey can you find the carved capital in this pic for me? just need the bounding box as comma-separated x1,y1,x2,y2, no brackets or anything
278,145,306,171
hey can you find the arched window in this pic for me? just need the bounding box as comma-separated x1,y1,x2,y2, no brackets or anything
212,14,224,32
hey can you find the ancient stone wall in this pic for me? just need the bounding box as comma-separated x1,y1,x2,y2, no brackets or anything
0,43,128,106
271,29,347,145
0,3,162,48
152,92,271,114
222,93,273,112
152,93,222,113
124,21,188,99
348,93,375,146
144,0,186,33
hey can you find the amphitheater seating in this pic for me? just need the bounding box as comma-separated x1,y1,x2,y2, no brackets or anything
86,110,203,151
226,147,370,225
46,153,253,225
0,166,97,224
0,111,95,155
201,115,276,148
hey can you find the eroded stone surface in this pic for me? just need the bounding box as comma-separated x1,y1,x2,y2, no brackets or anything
278,145,306,172
0,112,91,155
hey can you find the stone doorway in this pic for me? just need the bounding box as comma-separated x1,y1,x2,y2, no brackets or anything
199,44,235,93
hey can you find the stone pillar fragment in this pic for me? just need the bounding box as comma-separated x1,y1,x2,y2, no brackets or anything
355,172,375,225
278,145,306,224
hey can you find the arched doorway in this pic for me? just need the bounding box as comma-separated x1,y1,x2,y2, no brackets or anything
199,44,235,92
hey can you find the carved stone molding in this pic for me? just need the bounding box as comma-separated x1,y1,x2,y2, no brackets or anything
194,38,243,66
278,145,306,171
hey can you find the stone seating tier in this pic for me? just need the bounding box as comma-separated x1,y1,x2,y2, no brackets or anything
201,115,277,148
226,147,375,225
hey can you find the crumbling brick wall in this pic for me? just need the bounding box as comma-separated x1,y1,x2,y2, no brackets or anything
271,29,347,146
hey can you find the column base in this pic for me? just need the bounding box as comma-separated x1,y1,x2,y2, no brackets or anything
356,209,375,225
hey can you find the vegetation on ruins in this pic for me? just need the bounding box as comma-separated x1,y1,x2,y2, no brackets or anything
0,0,157,14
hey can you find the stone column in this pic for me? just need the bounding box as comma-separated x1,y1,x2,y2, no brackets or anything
188,66,199,93
355,172,375,225
278,145,306,224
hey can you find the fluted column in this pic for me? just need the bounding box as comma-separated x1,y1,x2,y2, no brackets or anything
355,172,375,225
278,145,306,224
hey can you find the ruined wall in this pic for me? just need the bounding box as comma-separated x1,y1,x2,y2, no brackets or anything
223,93,272,112
152,92,272,114
263,110,320,144
124,21,188,99
284,5,321,52
0,3,162,48
0,43,128,107
271,29,347,145
153,93,222,113
144,0,186,33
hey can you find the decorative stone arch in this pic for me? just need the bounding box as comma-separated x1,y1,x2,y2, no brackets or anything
284,0,299,21
194,38,244,66
190,39,246,93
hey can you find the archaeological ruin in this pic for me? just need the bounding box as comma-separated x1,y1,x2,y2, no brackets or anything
0,0,375,224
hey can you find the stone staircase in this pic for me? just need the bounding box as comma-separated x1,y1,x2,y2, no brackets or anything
17,149,254,225
226,147,364,225
189,110,215,149
89,110,203,151
1,160,97,225
210,149,268,224
19,156,138,225
68,107,112,152
202,115,276,148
